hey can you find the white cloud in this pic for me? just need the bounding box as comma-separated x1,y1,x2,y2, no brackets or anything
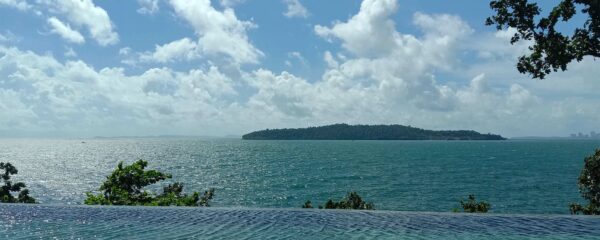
283,0,308,18
315,0,399,57
323,51,338,68
287,51,308,67
47,17,85,44
0,46,239,136
0,30,19,43
41,0,119,46
139,38,199,63
220,0,245,7
312,1,474,113
118,47,138,66
1,0,599,138
64,47,77,58
137,0,159,15
119,47,132,56
169,0,263,64
0,0,32,11
241,61,599,137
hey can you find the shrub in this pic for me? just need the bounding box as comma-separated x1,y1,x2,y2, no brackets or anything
302,192,374,210
0,162,36,203
301,200,313,209
570,149,600,215
459,194,490,213
85,159,214,207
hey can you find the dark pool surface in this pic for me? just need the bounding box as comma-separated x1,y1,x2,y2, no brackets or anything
1,204,600,239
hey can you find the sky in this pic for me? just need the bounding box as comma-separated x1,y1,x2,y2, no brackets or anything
0,0,598,138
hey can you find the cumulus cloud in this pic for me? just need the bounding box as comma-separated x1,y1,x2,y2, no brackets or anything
119,47,131,56
219,0,245,7
168,0,263,64
286,51,308,67
0,46,239,136
137,0,159,15
311,1,474,114
315,0,399,57
41,0,119,46
0,0,31,11
283,0,308,18
0,30,19,43
139,38,199,63
64,47,77,58
1,0,599,138
47,17,85,44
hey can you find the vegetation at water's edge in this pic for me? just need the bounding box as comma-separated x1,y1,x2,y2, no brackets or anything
0,162,36,203
242,124,505,140
570,149,600,215
85,159,214,207
454,195,490,213
302,192,374,210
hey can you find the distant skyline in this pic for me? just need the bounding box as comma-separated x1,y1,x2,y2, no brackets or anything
0,0,598,138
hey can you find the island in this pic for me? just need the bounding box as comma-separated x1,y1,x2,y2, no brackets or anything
242,124,505,140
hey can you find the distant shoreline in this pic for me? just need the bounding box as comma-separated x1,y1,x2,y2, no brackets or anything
242,124,505,141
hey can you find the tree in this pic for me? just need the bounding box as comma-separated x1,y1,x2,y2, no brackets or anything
570,149,600,215
457,195,490,213
302,192,374,210
301,200,313,209
486,0,599,79
0,162,36,203
85,159,214,207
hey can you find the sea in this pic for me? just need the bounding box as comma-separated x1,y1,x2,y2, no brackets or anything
1,138,598,214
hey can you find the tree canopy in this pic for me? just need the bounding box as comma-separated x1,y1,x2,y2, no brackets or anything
0,162,36,203
457,194,490,213
486,0,599,79
570,149,600,215
302,192,374,210
85,159,214,207
243,124,505,140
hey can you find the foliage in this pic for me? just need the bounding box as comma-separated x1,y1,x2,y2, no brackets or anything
486,0,599,79
459,195,490,213
303,192,374,210
85,159,214,207
151,183,215,207
301,200,313,209
0,162,36,203
243,124,505,140
570,149,600,215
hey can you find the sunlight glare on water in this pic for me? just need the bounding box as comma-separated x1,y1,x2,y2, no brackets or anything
0,138,598,213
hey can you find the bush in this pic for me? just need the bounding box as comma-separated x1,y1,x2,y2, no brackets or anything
0,162,36,203
570,149,600,215
301,200,313,209
302,192,374,210
458,194,490,213
85,159,214,207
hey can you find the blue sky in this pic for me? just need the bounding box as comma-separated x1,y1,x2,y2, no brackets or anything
0,0,598,137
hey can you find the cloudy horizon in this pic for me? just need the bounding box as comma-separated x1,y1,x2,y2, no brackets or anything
0,0,598,138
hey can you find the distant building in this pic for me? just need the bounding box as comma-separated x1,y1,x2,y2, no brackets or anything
569,132,600,138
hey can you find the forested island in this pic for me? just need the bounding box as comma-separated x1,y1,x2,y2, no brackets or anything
242,124,505,140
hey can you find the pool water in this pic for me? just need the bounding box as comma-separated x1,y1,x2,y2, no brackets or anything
2,204,600,239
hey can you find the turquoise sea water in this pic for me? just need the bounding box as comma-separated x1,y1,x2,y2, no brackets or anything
1,138,599,213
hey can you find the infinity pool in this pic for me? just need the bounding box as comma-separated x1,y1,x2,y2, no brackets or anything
1,204,599,239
